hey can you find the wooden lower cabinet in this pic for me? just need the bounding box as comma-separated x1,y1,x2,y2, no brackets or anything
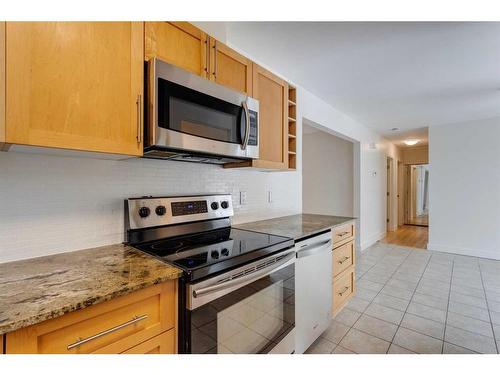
1,334,4,354
121,329,175,354
332,222,356,316
5,281,177,354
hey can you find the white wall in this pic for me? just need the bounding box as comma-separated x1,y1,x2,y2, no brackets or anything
428,117,500,259
299,88,402,249
302,127,354,217
0,151,300,263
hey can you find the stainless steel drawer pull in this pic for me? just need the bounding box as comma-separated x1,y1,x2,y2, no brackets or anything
66,314,148,351
338,256,350,264
136,94,142,144
338,231,351,237
338,286,350,296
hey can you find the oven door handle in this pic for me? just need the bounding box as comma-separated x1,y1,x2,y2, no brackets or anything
240,101,250,150
192,251,295,299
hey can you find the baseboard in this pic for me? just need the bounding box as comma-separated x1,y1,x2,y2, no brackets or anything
427,243,500,261
360,231,386,252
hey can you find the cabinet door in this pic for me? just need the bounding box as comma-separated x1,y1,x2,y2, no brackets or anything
5,22,144,156
210,38,252,95
121,330,175,354
145,22,208,78
252,64,288,169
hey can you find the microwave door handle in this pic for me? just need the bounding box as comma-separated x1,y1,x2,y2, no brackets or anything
241,101,250,150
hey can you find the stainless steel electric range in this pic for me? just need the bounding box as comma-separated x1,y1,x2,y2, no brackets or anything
125,194,296,354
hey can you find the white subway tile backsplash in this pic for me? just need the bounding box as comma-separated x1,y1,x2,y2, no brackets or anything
0,151,301,263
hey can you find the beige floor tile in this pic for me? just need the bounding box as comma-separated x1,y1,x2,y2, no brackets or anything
411,292,449,311
449,291,488,309
388,344,415,354
339,328,390,354
355,286,379,301
332,345,356,354
444,326,497,354
364,302,405,325
304,337,337,354
407,301,447,324
448,300,490,322
401,313,445,339
380,285,414,300
321,320,350,344
346,296,370,313
393,327,443,354
334,308,361,327
373,293,410,312
353,314,398,342
442,342,477,354
356,279,385,292
446,312,494,338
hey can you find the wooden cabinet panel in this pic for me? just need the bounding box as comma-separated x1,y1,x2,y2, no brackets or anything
121,329,175,354
5,22,143,156
6,281,176,354
333,222,355,246
0,22,5,146
333,240,355,278
145,22,208,78
210,38,252,95
332,265,355,316
1,334,4,354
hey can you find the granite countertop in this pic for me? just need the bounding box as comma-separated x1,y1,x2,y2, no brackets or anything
234,214,356,241
0,244,182,335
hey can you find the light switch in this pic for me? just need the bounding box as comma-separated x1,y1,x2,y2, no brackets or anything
239,191,247,205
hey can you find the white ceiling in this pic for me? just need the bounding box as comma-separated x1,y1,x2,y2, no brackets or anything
225,22,500,144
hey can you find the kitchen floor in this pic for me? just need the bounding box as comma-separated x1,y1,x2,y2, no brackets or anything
305,242,500,354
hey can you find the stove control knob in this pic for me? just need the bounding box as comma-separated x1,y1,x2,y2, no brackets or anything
221,248,229,256
211,250,219,259
220,201,229,209
210,202,219,210
155,205,166,216
138,206,150,218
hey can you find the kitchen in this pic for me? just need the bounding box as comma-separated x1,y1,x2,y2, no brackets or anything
0,20,357,355
2,4,500,372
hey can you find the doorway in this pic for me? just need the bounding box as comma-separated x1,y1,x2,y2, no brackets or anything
404,164,429,227
386,157,393,231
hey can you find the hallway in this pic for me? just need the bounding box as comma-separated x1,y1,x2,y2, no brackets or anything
381,226,428,249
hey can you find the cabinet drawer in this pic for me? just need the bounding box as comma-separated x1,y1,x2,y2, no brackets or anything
333,241,355,278
6,281,176,354
333,266,355,314
121,329,175,354
333,222,355,246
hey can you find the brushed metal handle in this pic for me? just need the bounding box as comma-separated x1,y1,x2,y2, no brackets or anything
204,38,209,74
136,94,142,144
338,256,350,264
67,314,148,351
338,286,350,296
338,231,350,237
241,101,250,150
212,40,217,78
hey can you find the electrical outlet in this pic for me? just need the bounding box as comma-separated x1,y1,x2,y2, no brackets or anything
239,191,247,205
268,190,273,203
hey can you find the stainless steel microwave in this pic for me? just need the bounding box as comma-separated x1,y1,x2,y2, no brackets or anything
144,58,259,164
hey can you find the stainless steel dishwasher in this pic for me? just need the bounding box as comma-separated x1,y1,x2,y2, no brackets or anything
294,230,333,354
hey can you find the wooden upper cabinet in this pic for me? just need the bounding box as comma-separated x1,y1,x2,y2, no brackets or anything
4,22,144,156
145,22,208,78
251,64,288,169
209,38,252,95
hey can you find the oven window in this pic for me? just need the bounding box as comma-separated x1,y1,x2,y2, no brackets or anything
189,263,295,354
158,78,243,144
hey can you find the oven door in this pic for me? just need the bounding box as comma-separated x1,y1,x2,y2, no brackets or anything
148,58,259,159
186,250,295,354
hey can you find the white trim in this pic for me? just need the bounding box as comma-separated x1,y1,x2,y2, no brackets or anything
427,243,500,261
360,231,386,252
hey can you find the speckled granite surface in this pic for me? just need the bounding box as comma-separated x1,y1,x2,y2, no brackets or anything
0,244,181,335
234,214,356,241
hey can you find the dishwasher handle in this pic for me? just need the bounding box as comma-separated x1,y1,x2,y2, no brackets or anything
296,239,332,259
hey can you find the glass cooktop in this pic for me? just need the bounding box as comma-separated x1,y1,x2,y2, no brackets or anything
134,227,294,281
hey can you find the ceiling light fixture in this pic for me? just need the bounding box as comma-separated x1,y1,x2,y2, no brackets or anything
404,139,419,146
